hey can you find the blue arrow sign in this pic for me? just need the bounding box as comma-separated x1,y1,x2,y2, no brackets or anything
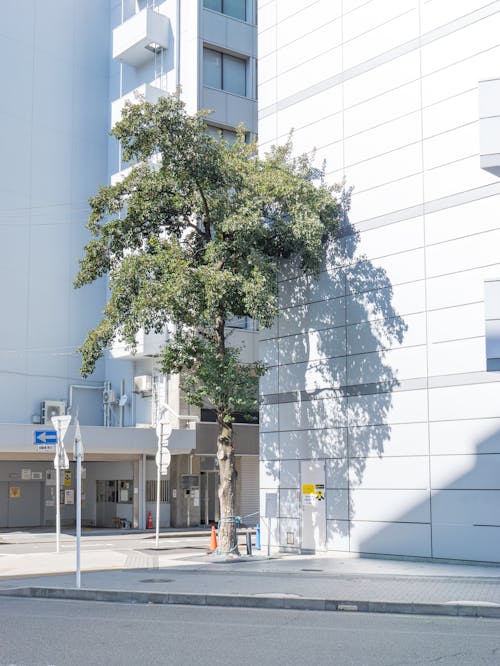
34,429,57,445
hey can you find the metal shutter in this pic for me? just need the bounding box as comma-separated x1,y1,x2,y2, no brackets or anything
238,455,259,525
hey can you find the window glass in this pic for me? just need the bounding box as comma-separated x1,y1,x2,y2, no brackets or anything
203,0,222,11
223,54,246,96
203,48,222,89
224,0,246,20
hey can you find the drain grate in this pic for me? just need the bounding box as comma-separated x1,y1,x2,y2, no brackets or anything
139,578,173,584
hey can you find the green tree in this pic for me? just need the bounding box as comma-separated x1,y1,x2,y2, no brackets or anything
75,95,341,553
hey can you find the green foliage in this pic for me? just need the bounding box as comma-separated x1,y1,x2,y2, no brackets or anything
75,94,341,419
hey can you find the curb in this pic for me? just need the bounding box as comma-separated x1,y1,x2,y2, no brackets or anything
1,586,500,618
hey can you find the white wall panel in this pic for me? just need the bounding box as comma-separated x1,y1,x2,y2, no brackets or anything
279,488,300,517
276,47,343,100
257,0,276,34
349,455,429,489
350,422,429,457
325,457,348,488
421,13,500,76
278,297,346,337
260,431,280,460
424,123,478,171
279,397,347,431
347,312,426,354
350,520,432,557
348,389,428,426
276,1,340,46
343,10,419,70
427,303,485,344
260,365,279,394
422,89,479,139
349,174,424,223
279,328,346,365
345,80,421,137
346,144,423,194
425,156,497,202
259,338,279,365
276,85,344,138
348,249,425,294
421,45,500,108
279,357,346,392
432,524,500,562
276,18,342,76
279,269,345,309
427,264,500,311
425,195,500,245
280,426,347,459
292,112,343,155
426,228,500,278
430,418,500,455
354,216,424,261
326,489,349,520
260,403,279,432
432,488,500,525
428,337,485,375
342,0,417,43
420,0,495,33
327,519,350,551
345,111,421,166
429,382,500,421
259,459,279,489
431,453,500,490
348,345,427,385
280,459,300,487
350,488,430,522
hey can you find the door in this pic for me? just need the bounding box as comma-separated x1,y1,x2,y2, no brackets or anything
96,480,118,527
300,460,326,552
8,482,43,527
200,471,218,525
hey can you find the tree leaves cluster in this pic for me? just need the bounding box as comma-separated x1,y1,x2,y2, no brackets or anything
75,94,341,424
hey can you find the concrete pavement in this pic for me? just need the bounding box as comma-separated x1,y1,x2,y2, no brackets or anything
1,529,500,618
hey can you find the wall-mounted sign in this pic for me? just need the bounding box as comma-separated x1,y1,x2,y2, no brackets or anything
64,489,74,505
9,487,21,499
64,471,72,487
21,469,31,480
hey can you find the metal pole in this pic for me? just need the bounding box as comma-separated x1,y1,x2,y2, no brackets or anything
155,424,162,549
76,450,81,588
55,423,61,554
267,518,271,559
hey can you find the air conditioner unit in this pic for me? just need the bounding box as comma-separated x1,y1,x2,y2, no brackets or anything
41,400,66,424
133,375,153,395
103,389,117,405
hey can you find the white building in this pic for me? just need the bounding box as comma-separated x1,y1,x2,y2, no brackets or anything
0,0,258,530
258,0,500,563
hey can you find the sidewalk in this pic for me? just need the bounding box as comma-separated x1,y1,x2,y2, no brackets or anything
1,535,500,618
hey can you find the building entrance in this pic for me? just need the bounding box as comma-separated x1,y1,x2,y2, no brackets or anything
200,471,218,525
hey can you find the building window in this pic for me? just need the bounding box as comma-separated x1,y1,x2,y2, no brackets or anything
203,0,246,21
203,48,246,96
485,279,500,371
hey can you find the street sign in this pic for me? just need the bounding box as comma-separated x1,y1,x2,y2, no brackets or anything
34,429,57,446
156,420,173,442
51,414,72,441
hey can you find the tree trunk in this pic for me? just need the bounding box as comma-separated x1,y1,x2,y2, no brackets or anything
217,417,238,554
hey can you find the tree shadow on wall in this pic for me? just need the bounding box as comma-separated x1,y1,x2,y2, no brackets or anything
260,189,408,546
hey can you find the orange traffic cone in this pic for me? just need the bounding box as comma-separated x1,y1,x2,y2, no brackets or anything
209,525,218,552
146,511,153,529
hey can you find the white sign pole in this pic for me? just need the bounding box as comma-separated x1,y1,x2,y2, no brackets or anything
52,415,71,555
155,420,172,549
74,420,84,589
55,421,61,554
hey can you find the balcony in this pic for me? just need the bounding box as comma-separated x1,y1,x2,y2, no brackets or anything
110,329,167,360
113,8,169,67
479,78,500,176
111,84,166,128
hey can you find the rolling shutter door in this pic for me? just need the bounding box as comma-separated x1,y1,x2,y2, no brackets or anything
238,456,259,525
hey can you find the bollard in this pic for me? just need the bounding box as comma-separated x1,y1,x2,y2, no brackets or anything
246,528,252,556
255,523,261,550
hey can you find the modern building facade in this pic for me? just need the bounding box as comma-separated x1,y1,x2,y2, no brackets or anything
258,0,500,562
0,0,258,530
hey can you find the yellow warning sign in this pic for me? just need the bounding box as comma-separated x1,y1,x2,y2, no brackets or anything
64,471,72,487
9,486,21,499
302,484,315,495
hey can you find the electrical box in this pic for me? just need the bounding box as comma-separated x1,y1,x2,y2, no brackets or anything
41,400,66,424
133,375,153,395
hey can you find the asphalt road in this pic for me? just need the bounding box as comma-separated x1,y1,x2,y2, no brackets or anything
0,597,499,666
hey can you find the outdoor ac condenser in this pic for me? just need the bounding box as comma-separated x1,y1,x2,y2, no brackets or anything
41,400,66,424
